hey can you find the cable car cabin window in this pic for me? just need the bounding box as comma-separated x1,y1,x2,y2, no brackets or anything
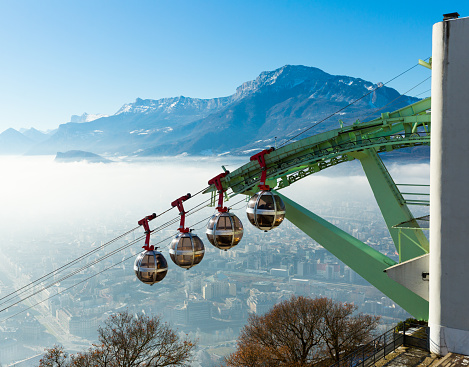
193,252,204,263
247,194,259,209
155,270,167,282
181,237,192,249
140,272,153,282
257,195,274,210
207,233,215,243
217,235,233,246
156,254,168,269
233,216,243,230
208,217,217,230
193,236,204,251
217,216,232,230
141,255,155,268
274,195,285,211
247,213,256,226
274,215,285,227
257,214,275,228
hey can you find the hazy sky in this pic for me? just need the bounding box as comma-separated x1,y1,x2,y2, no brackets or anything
0,0,466,132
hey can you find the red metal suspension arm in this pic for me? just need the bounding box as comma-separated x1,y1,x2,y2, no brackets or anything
171,194,191,233
138,213,157,251
208,171,230,212
250,147,275,191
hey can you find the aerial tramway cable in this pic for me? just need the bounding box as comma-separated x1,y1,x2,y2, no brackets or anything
278,58,430,147
0,207,231,323
0,60,431,317
356,75,432,124
0,188,211,316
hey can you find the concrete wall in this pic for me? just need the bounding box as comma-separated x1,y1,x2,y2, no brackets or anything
430,15,469,355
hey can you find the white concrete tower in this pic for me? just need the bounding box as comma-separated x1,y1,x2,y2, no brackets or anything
430,14,469,355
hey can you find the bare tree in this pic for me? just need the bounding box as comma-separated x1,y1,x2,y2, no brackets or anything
225,296,380,367
319,298,380,362
39,345,69,367
39,311,196,367
226,296,326,367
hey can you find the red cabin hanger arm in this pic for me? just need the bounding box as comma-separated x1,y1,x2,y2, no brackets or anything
208,171,230,213
138,213,157,251
171,194,191,233
250,147,275,191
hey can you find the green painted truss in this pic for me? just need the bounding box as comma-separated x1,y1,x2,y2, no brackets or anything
204,97,431,319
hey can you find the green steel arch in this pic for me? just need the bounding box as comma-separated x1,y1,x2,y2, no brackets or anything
205,97,431,320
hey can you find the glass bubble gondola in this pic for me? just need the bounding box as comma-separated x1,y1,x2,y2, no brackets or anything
206,211,244,251
169,232,205,269
206,171,244,251
134,249,168,285
246,190,285,231
169,194,205,269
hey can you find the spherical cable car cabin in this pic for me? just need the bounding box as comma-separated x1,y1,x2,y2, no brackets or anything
246,148,286,231
169,232,205,269
134,214,168,285
206,211,243,250
246,190,285,231
134,249,168,285
205,171,244,250
169,193,205,269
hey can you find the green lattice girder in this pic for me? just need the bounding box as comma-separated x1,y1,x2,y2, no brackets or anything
277,191,429,320
203,97,431,319
350,148,429,261
210,98,431,195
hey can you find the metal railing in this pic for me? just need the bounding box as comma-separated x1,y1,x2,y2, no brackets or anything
329,322,429,367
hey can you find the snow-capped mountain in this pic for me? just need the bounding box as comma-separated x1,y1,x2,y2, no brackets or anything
70,113,109,123
4,65,420,156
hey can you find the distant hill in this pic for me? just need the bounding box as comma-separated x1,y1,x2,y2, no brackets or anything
20,127,49,143
0,128,34,154
55,150,112,163
2,65,423,158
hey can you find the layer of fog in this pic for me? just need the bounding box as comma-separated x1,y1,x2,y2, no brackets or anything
0,156,429,249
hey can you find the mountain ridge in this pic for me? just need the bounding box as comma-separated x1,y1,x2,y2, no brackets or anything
2,65,421,157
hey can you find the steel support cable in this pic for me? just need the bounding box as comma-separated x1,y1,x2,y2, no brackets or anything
353,75,432,124
0,233,175,323
0,209,219,322
0,225,140,306
0,187,210,308
0,198,213,314
278,59,429,148
0,234,145,314
0,218,176,311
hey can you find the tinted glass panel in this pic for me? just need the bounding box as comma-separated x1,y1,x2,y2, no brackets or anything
208,216,217,230
206,233,215,245
217,216,232,230
193,236,204,251
274,215,285,227
233,216,243,230
177,254,194,266
156,254,168,269
170,238,179,250
257,194,274,210
140,272,153,282
155,270,168,282
247,213,256,226
233,234,242,245
170,253,177,264
247,194,258,209
274,195,286,211
193,252,204,264
180,237,193,250
216,235,233,246
257,214,275,228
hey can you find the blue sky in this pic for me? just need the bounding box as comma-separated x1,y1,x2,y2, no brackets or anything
0,0,466,132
